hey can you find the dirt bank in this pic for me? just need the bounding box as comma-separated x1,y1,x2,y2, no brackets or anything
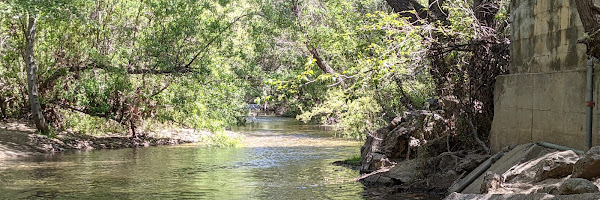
0,119,208,160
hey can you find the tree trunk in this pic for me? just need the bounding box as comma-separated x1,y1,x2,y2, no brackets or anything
0,97,6,120
573,0,600,58
23,15,49,134
308,47,345,86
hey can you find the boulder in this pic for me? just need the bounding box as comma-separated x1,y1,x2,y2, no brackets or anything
572,146,600,180
535,151,579,182
558,178,599,195
358,173,395,186
360,127,387,173
358,160,419,186
381,126,411,159
386,159,420,184
503,150,578,183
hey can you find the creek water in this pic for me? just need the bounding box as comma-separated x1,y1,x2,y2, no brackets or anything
0,117,370,199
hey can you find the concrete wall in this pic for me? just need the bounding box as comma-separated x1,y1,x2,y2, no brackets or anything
489,0,595,151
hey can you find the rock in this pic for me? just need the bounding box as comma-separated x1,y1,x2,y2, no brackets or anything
381,126,411,159
558,178,599,194
480,171,503,194
360,127,387,173
572,146,600,180
358,173,395,186
503,150,578,183
444,192,600,200
360,110,449,174
387,160,419,184
372,153,394,169
358,160,420,187
535,151,578,182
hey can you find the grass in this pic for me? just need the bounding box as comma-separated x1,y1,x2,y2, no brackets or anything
200,131,243,147
343,155,362,165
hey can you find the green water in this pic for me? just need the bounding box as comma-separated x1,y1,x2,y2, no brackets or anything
0,117,367,199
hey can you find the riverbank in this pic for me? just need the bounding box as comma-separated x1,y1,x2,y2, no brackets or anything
0,119,231,160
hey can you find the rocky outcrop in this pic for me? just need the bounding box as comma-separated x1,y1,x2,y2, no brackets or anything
360,110,448,173
572,146,600,180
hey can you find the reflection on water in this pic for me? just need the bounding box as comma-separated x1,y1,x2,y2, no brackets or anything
0,117,366,199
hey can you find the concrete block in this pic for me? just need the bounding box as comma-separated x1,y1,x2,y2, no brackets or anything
533,0,550,15
571,7,584,27
491,75,535,152
518,40,533,73
495,74,534,109
531,110,563,141
559,6,572,30
518,15,534,39
493,75,511,109
493,0,591,151
554,52,577,71
592,113,600,147
534,37,550,55
562,71,587,113
576,44,587,55
594,73,600,113
516,75,535,109
535,54,555,73
490,108,533,153
553,43,570,55
533,73,565,111
534,15,550,36
532,111,585,149
562,112,586,144
510,44,523,72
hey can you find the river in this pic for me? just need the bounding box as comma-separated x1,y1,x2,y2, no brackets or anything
0,117,370,199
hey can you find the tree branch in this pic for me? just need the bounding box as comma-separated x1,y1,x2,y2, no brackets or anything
182,14,252,70
55,103,122,124
149,82,170,98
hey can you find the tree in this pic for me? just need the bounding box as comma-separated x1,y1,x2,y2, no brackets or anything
573,0,600,58
22,14,49,134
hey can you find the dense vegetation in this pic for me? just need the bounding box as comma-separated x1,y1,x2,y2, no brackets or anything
0,0,514,149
